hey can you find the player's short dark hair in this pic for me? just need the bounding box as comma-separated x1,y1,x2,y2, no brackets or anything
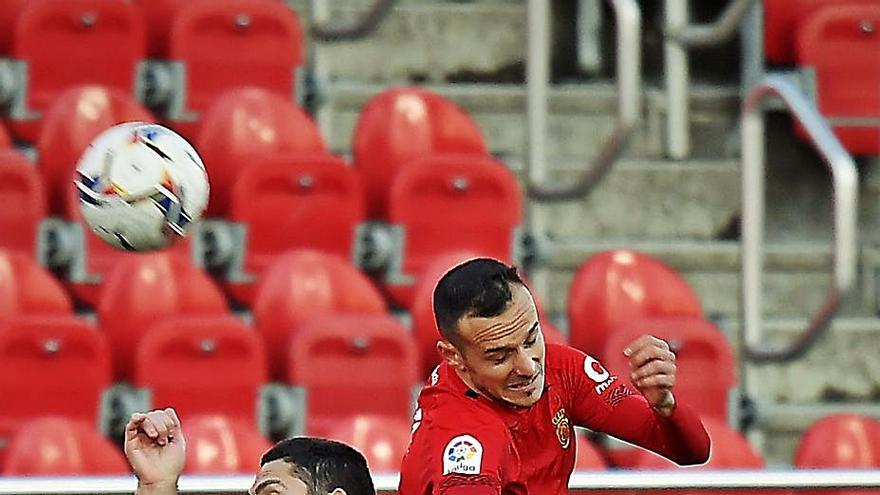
260,437,375,495
433,258,525,343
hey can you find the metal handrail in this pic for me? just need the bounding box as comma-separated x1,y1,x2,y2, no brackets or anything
3,470,880,494
309,0,398,42
740,75,858,363
666,0,759,47
526,0,641,201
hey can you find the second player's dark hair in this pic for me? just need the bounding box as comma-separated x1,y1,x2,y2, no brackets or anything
433,258,525,342
260,437,375,495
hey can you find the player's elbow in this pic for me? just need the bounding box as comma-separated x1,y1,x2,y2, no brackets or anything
676,430,711,466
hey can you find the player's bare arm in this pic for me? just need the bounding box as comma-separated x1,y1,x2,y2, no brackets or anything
624,334,677,416
124,408,186,495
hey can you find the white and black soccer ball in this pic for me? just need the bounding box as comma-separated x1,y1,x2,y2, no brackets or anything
74,122,209,251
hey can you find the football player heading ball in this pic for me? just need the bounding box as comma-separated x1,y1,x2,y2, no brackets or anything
398,258,710,494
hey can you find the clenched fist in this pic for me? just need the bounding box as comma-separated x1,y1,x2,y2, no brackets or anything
124,408,186,494
624,335,677,416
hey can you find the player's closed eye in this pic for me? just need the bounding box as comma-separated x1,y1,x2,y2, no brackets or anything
523,337,538,348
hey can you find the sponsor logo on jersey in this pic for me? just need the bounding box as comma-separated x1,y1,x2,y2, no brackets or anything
430,366,440,386
551,408,571,449
443,434,483,475
584,355,610,383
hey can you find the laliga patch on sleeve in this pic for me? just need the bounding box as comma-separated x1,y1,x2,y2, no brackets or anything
442,434,483,475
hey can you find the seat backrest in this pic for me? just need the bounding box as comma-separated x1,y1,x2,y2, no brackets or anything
129,0,185,56
325,414,413,473
0,316,110,429
289,314,418,437
98,252,228,380
37,85,154,214
134,316,267,429
386,154,522,307
0,122,11,148
196,88,325,216
183,415,272,474
0,152,45,256
0,0,26,54
763,0,874,64
603,317,736,422
567,250,703,360
353,86,488,218
1,416,127,475
0,249,72,318
169,0,303,122
10,0,145,141
796,414,880,468
227,153,365,305
253,250,387,380
795,4,880,155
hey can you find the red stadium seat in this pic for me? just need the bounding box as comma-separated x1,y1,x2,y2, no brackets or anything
166,0,304,137
0,316,111,440
385,155,522,307
129,0,184,57
353,86,489,218
0,151,45,256
763,0,875,64
575,433,607,470
603,317,736,422
253,250,387,379
0,122,11,148
1,417,127,475
796,415,880,476
325,414,412,473
567,250,703,361
134,316,268,430
409,251,564,379
0,0,26,55
224,153,366,305
184,415,272,474
98,252,228,380
288,314,418,438
195,88,326,216
0,249,72,318
6,0,145,142
38,86,154,214
795,4,880,155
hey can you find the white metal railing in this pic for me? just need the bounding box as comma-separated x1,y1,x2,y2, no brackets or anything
526,0,641,201
664,0,759,159
740,74,858,363
3,470,880,494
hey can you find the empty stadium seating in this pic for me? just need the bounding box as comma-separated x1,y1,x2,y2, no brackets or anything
795,4,880,154
325,414,412,473
162,0,304,137
133,316,267,430
252,250,387,379
288,314,418,438
4,0,146,141
567,250,703,360
37,85,154,215
384,154,522,307
0,151,44,256
224,152,366,305
1,417,127,475
0,316,111,444
183,415,271,474
195,88,326,216
0,250,72,317
98,252,228,379
603,317,736,422
353,86,489,218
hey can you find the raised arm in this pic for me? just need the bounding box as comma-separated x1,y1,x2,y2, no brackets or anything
124,408,187,495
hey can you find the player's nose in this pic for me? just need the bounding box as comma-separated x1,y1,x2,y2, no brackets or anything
512,349,538,376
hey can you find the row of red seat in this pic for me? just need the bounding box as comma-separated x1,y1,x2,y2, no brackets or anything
764,0,880,154
0,0,302,141
2,412,878,484
0,84,522,309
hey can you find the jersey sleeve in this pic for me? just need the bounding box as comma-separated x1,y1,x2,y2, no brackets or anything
431,425,519,495
556,345,711,465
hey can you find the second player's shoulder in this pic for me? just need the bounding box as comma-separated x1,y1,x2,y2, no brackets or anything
544,342,592,373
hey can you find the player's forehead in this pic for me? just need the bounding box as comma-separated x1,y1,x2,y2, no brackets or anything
458,284,538,349
251,459,309,495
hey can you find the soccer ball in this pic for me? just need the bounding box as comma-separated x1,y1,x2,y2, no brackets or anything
74,122,209,251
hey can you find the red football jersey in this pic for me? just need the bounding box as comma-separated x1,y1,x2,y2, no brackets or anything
398,343,710,495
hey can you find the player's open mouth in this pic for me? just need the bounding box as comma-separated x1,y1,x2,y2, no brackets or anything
508,373,540,391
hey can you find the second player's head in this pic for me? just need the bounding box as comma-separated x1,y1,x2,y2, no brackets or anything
433,258,547,408
252,437,375,495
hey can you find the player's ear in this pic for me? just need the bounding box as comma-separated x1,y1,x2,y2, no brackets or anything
438,340,465,370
